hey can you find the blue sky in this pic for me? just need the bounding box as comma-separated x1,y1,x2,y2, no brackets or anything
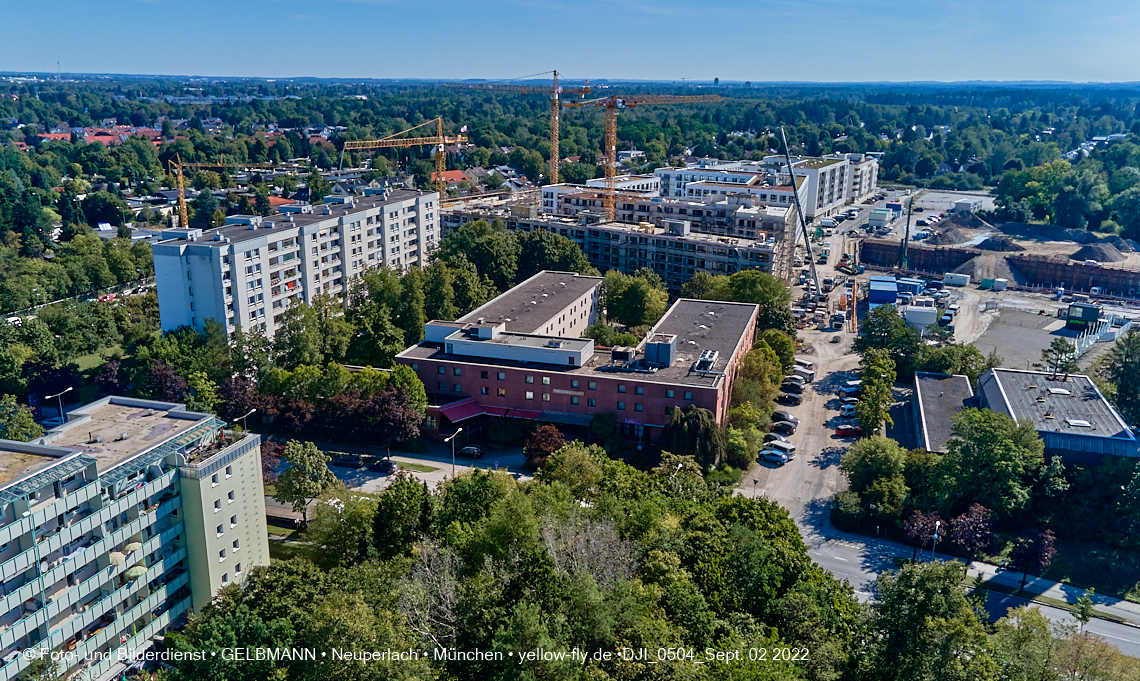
3,0,1139,82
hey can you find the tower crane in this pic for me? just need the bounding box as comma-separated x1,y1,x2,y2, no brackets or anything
562,94,722,220
168,154,278,228
445,71,591,183
341,117,467,195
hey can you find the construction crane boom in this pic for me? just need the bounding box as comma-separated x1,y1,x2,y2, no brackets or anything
168,155,279,228
340,118,467,195
445,72,590,183
563,94,722,220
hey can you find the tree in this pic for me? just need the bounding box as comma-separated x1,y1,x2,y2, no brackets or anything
947,503,994,562
904,510,943,561
856,347,896,434
306,168,332,204
435,219,519,292
523,424,566,470
374,475,434,560
0,394,44,441
840,435,906,492
515,230,591,283
658,405,725,472
992,605,1070,681
275,440,339,525
757,329,795,371
144,360,189,402
80,191,129,226
189,190,219,229
938,408,1051,519
854,304,924,376
366,387,422,458
1076,587,1095,632
1011,528,1056,590
306,488,378,564
260,440,282,484
1102,328,1140,423
869,561,997,681
422,260,459,321
93,358,125,395
1037,337,1077,377
601,270,668,329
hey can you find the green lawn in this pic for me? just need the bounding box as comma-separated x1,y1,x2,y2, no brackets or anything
73,345,121,372
983,537,1140,604
398,462,437,473
268,537,338,569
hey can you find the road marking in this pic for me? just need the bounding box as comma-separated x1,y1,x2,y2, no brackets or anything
830,555,849,562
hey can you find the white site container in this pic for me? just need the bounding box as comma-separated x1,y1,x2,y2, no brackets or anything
943,272,971,287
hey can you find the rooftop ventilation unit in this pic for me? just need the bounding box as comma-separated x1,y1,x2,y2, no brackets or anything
1048,388,1071,395
694,349,720,373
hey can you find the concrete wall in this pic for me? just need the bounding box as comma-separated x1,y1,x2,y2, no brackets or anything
859,239,979,273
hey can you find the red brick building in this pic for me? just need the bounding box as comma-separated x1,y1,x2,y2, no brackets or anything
396,270,758,445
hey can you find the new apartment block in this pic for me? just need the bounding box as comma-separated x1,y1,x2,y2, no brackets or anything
443,208,783,291
0,397,268,680
397,271,758,444
153,190,440,338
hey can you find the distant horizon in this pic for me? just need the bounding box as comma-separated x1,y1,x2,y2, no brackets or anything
5,71,1140,90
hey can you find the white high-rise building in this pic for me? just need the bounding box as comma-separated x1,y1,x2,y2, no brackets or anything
153,190,439,338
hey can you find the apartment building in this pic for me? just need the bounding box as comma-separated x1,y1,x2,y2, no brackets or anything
0,397,269,681
584,174,660,193
153,190,440,338
443,207,781,292
397,272,758,444
843,152,880,203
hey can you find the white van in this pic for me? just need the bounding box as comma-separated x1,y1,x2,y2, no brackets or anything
794,358,814,371
793,366,816,382
840,404,857,417
821,218,837,228
768,440,796,459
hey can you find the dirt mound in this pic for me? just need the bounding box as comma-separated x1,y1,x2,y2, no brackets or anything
1071,242,1126,262
999,222,1099,243
1099,235,1136,253
976,236,1025,252
947,211,990,230
951,257,978,276
927,227,971,245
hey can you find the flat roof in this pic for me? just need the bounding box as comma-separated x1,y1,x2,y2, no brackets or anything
457,271,603,334
914,372,974,453
45,400,208,469
164,189,431,245
403,298,757,388
445,329,593,352
0,446,68,487
983,368,1133,440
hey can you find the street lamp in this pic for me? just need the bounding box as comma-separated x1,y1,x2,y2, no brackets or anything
931,520,941,561
45,387,73,422
444,428,463,477
235,408,256,431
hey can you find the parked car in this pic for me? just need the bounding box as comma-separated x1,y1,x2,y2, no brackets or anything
368,459,399,473
784,375,805,385
777,393,803,406
772,410,800,425
781,382,804,394
40,416,66,429
763,432,790,444
839,386,861,398
98,294,116,303
841,397,860,405
835,425,863,437
331,455,365,469
771,421,797,436
760,450,789,465
839,404,858,417
458,445,484,458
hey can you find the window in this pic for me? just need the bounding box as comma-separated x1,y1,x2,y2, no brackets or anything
235,563,242,575
228,491,235,503
219,549,227,562
684,391,693,400
438,366,446,374
666,389,675,398
222,573,229,584
618,384,626,394
497,388,506,397
497,372,506,381
526,391,534,400
481,371,489,379
542,376,551,386
216,524,224,537
230,515,237,528
225,465,232,478
438,382,446,391
481,386,490,396
542,393,551,402
617,401,626,410
635,403,643,412
454,384,462,393
570,380,579,389
588,398,596,407
571,396,579,405
635,386,644,395
214,500,222,513
451,367,460,376
233,539,240,551
211,473,219,487
588,382,596,391
526,375,534,384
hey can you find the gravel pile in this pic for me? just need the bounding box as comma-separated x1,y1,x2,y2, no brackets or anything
1071,242,1126,262
927,227,971,245
976,236,1025,252
1099,236,1136,253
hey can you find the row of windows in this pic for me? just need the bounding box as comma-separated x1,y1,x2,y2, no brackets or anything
438,380,695,408
432,366,691,399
